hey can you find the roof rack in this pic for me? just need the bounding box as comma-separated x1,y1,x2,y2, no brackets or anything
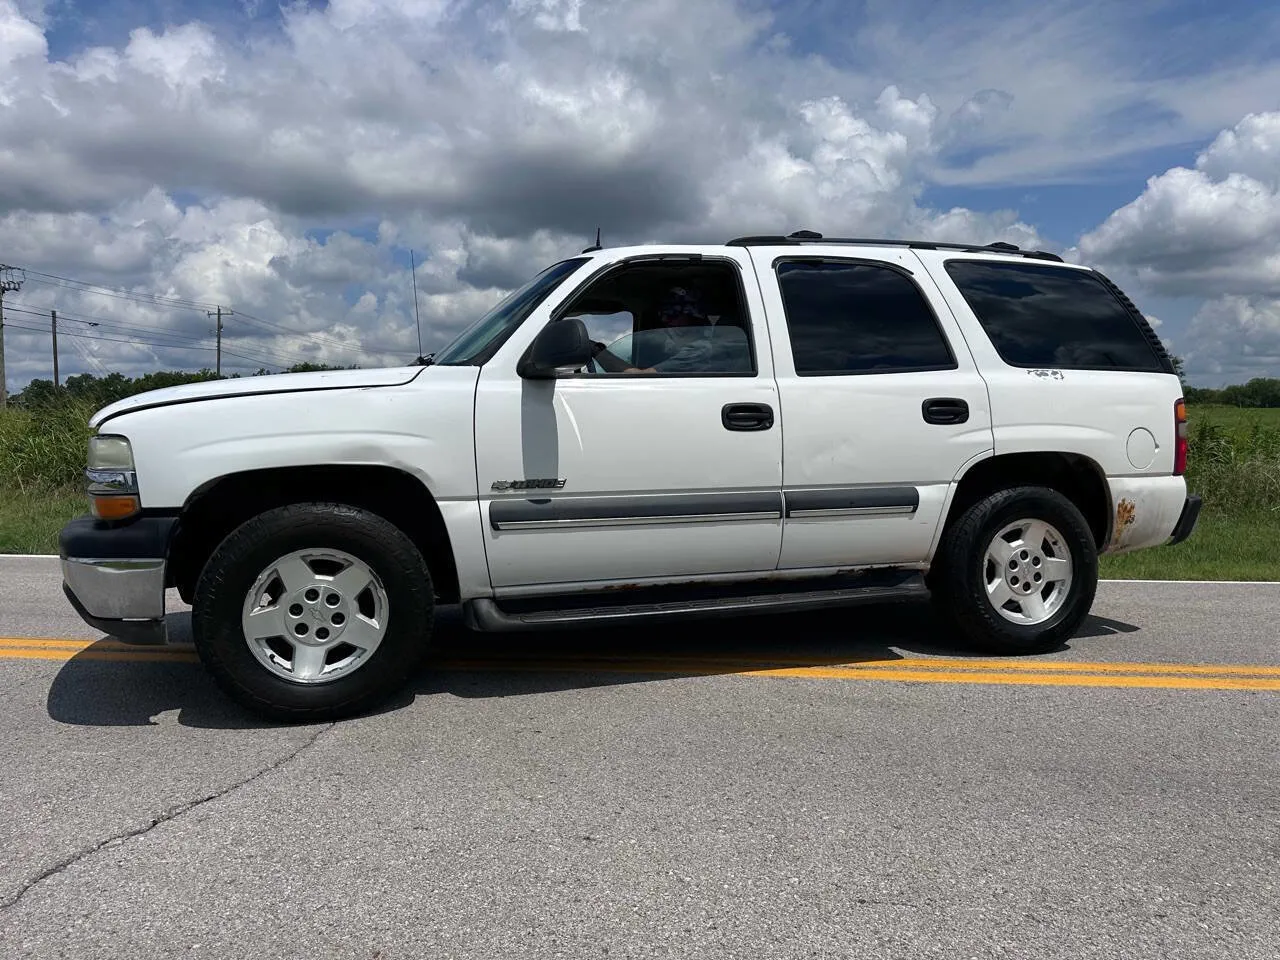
725,231,1064,262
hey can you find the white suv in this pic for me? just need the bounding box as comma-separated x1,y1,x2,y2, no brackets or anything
60,231,1201,720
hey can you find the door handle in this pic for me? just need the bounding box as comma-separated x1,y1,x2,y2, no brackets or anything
722,402,774,431
922,398,969,425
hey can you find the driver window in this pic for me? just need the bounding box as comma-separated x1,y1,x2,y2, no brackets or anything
557,260,755,376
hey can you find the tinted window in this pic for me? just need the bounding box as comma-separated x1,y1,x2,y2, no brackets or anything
433,257,588,365
944,260,1164,371
776,260,955,375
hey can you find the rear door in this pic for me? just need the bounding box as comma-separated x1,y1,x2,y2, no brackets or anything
747,244,995,569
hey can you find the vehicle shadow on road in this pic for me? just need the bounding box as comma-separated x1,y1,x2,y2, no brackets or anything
44,601,1142,728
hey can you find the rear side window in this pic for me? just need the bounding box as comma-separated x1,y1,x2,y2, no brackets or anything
944,260,1165,371
775,259,956,375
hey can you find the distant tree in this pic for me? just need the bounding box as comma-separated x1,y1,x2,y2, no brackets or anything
1183,386,1221,405
1241,377,1280,407
284,362,352,373
12,378,60,409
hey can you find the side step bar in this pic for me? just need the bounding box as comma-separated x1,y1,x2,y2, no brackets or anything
464,573,928,633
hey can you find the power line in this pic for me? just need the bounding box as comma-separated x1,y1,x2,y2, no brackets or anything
8,262,420,369
3,320,216,352
6,301,321,369
4,305,214,347
4,319,308,374
21,269,220,311
8,299,215,339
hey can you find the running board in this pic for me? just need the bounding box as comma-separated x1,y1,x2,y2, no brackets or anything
463,571,928,633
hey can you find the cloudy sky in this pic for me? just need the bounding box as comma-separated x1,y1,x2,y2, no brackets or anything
1,0,1278,389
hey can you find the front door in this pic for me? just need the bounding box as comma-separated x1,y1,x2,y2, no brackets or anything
474,250,784,590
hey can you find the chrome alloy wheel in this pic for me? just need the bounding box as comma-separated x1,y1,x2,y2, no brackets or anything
240,549,389,684
982,518,1073,626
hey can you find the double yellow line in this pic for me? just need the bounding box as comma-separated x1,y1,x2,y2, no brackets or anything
3,637,1280,691
0,636,198,663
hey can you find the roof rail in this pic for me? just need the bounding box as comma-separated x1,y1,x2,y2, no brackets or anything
724,231,1064,262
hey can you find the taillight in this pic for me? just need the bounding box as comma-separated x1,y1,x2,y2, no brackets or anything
1173,399,1188,476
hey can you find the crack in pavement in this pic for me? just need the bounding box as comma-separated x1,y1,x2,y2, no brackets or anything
0,722,334,914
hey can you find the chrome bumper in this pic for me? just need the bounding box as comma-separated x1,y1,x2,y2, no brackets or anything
59,516,175,645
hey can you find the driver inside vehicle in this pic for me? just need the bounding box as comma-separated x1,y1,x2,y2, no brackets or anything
589,286,728,374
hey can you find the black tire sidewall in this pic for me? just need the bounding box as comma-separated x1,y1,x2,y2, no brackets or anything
938,487,1098,654
193,503,434,721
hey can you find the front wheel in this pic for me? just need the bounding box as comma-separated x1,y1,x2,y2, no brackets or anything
192,503,435,722
931,486,1098,655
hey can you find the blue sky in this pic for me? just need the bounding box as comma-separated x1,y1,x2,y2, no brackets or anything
2,0,1279,386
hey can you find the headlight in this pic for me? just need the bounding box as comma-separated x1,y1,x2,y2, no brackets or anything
88,435,135,470
86,435,140,520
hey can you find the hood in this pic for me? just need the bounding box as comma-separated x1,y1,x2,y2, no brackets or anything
91,365,428,429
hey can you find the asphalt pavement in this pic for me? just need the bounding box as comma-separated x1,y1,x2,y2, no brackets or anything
0,555,1277,959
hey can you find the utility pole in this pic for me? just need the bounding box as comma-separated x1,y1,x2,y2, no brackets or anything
0,264,26,408
207,306,231,376
51,309,59,387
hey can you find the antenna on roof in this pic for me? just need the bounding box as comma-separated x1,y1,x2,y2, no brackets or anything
582,227,603,253
410,249,424,356
410,249,435,365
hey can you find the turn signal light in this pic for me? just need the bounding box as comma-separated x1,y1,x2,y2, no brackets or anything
91,495,141,520
1173,398,1188,476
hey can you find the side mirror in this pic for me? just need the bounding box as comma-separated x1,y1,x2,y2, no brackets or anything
518,317,594,379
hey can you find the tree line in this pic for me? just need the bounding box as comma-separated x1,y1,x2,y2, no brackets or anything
1182,378,1280,408
10,364,352,410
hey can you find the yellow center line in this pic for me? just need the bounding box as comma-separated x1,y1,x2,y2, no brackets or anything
2,638,1279,691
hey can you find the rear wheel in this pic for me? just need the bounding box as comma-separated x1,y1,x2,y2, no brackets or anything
192,503,434,722
931,486,1098,655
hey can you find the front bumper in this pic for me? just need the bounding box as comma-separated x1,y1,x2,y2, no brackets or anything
59,515,177,646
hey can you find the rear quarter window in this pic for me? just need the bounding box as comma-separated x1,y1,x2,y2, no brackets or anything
943,260,1167,372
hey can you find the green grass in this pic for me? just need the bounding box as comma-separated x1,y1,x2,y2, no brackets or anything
1099,512,1278,581
0,487,89,555
1186,404,1280,432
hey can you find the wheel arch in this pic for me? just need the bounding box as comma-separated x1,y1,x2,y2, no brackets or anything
168,464,461,605
940,451,1113,552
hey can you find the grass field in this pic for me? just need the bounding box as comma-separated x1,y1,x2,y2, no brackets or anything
1098,512,1277,580
1,402,1277,580
0,487,89,555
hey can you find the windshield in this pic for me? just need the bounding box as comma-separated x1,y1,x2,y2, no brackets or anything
432,257,590,366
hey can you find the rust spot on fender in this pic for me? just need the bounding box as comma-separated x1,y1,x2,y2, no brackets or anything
1112,498,1137,547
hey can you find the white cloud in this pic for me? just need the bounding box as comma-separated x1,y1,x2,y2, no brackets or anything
1077,111,1280,299
0,0,1273,389
1073,110,1280,379
1196,111,1280,186
1182,296,1280,380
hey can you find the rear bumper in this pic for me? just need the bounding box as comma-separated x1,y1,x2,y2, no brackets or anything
1105,475,1194,554
58,515,177,646
1167,494,1202,547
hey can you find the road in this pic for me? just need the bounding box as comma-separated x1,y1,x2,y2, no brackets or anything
0,555,1277,959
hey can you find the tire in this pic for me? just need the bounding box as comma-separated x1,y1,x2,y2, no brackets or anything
192,502,435,722
931,486,1098,656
